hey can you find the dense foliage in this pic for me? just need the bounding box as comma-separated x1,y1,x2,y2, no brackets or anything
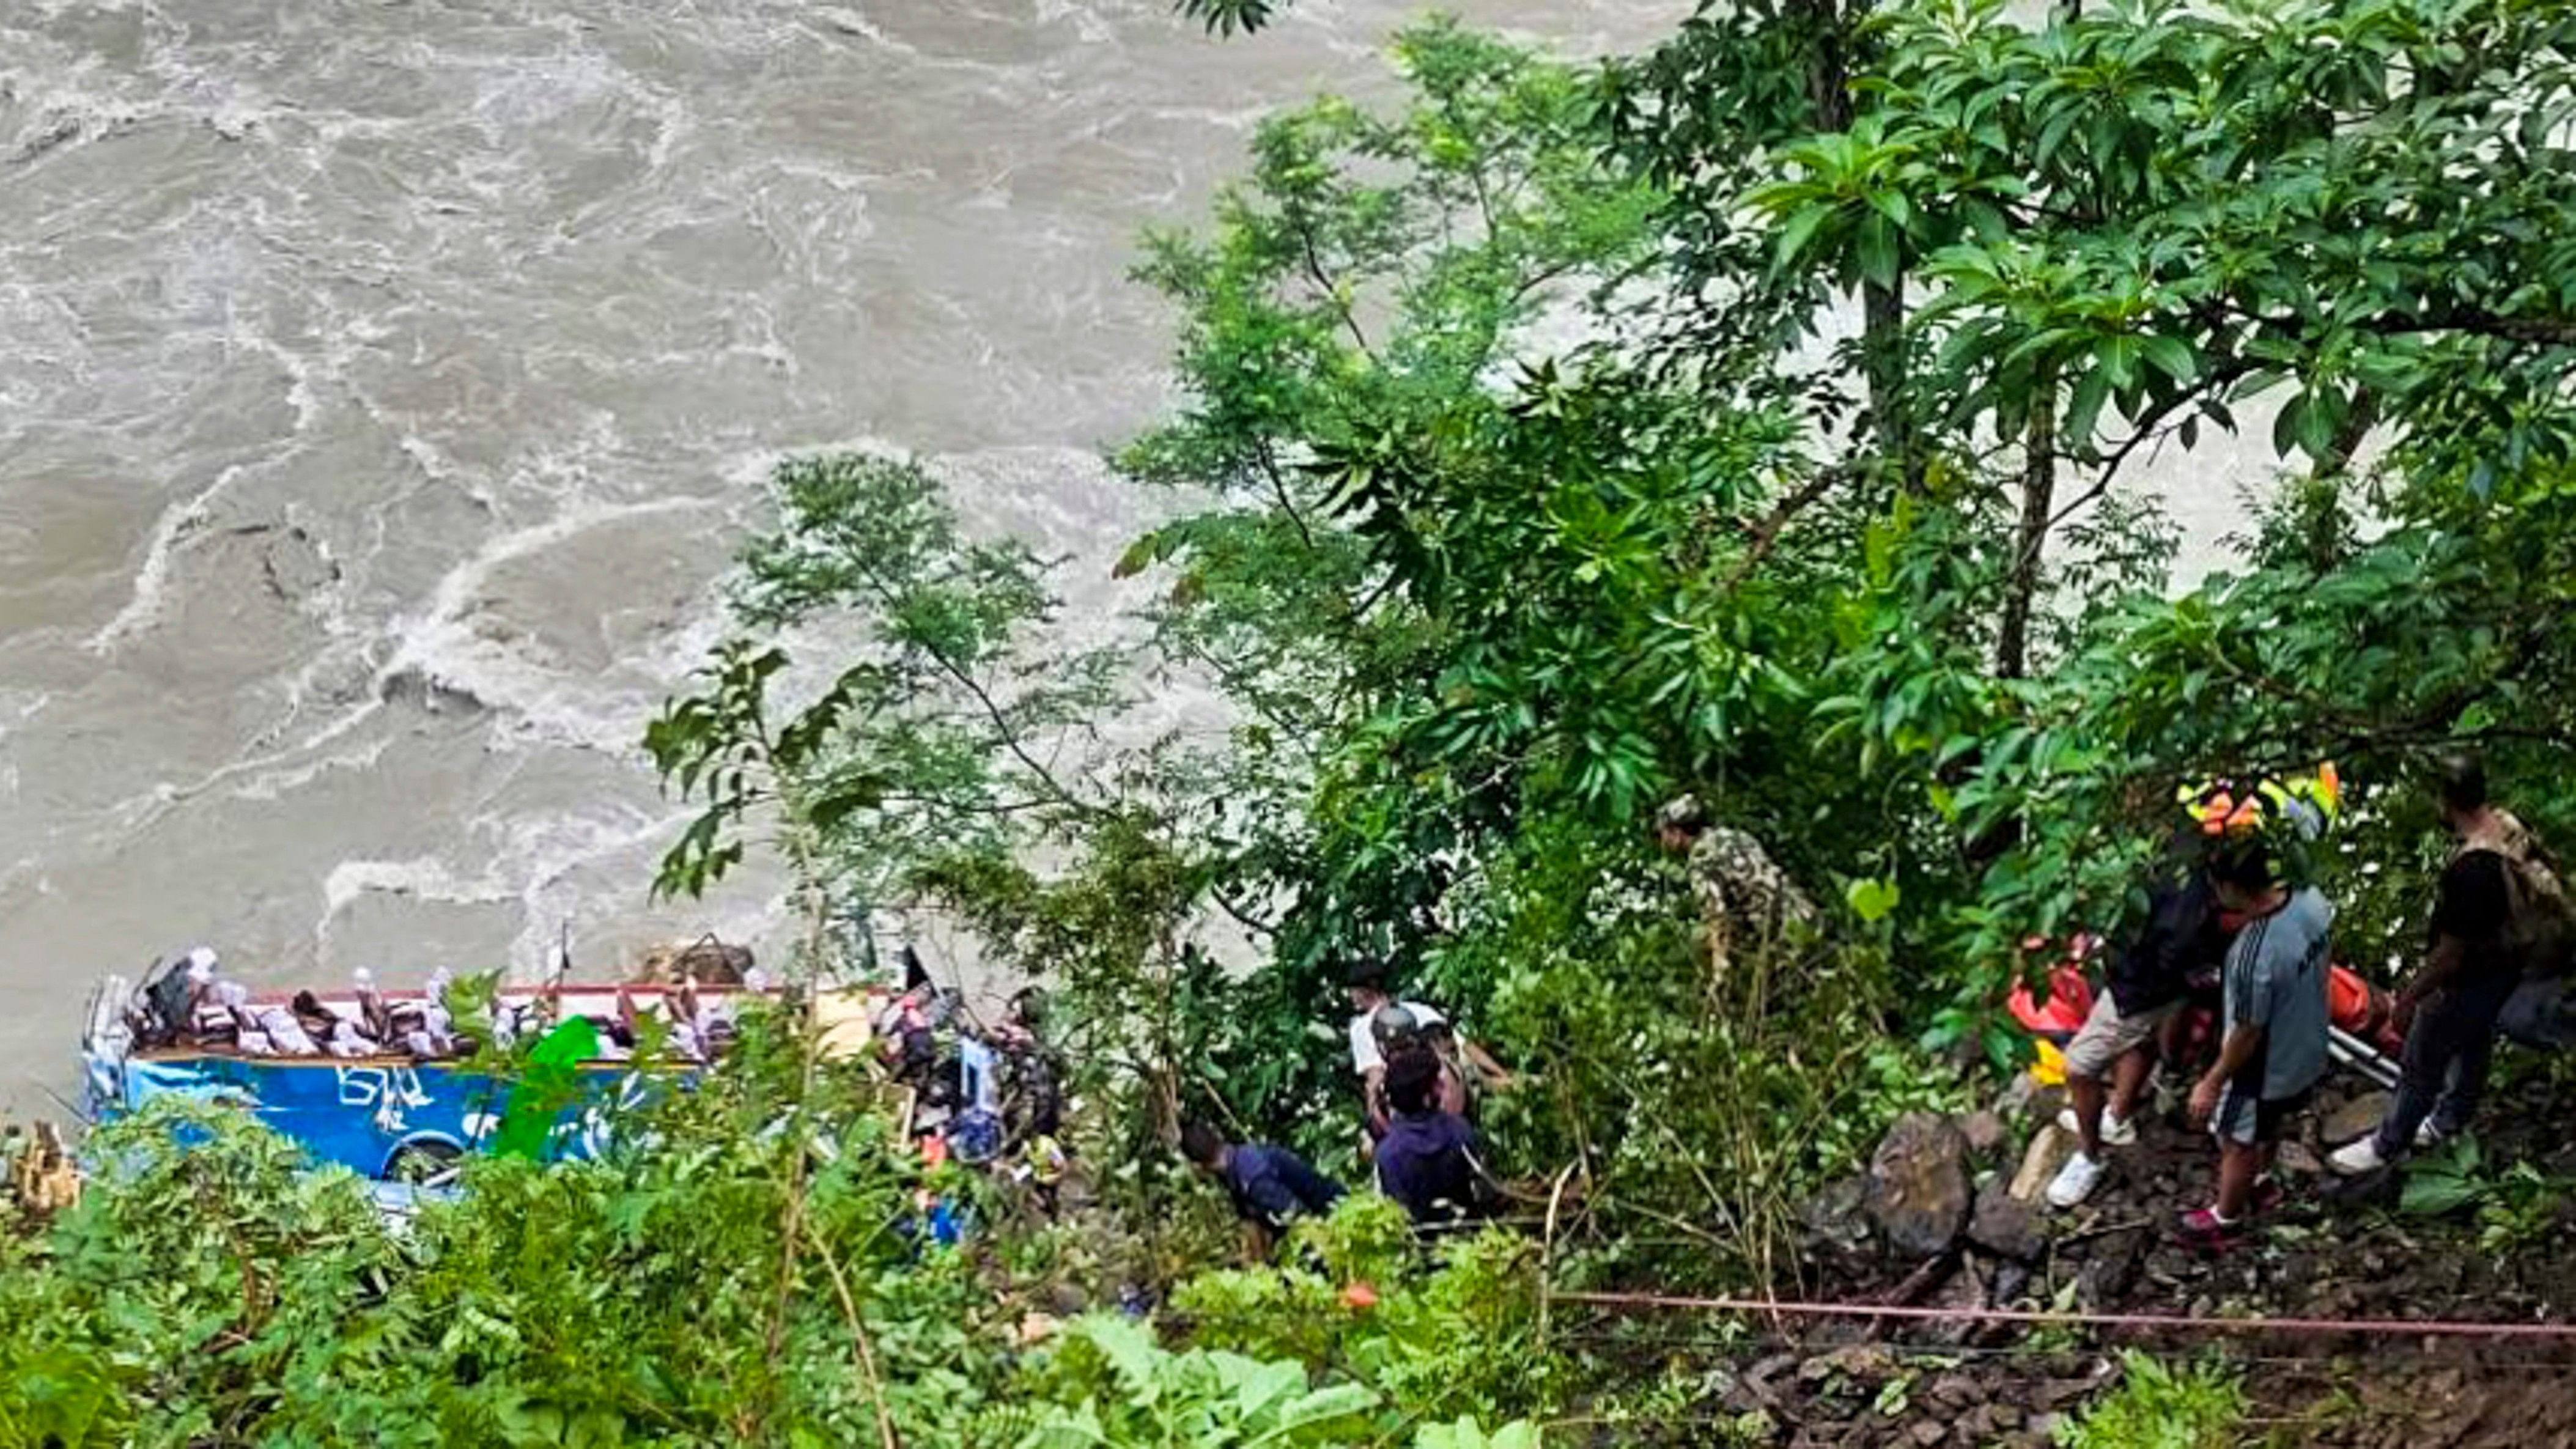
0,1026,1549,1447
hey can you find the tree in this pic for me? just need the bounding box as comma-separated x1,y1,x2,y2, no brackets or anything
648,452,1125,915
1751,0,2576,997
1112,21,1713,1132
1755,0,2576,673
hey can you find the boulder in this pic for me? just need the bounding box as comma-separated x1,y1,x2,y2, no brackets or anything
1969,1177,2046,1263
2322,1090,2393,1146
1866,1112,1972,1258
1798,1174,1873,1254
2007,1123,2077,1203
2073,1226,2149,1311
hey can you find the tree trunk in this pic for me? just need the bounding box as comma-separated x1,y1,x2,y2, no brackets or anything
1799,0,1913,490
1863,281,1911,488
1796,0,1853,127
1996,380,2058,679
2287,386,2378,572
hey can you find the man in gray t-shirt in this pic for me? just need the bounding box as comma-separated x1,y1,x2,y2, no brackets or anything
2186,842,2333,1242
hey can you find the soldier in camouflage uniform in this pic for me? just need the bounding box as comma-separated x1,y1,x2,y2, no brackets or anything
1655,794,1818,984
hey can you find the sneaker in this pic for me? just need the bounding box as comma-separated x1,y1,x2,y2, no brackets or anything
2415,1119,2449,1148
2251,1176,2286,1215
2046,1151,2107,1209
2054,1107,2139,1147
2328,1137,2390,1176
2177,1205,2243,1250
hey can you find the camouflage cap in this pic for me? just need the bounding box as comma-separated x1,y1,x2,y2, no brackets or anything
1655,794,1708,832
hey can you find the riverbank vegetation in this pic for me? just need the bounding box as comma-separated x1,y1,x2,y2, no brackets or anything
9,1,2576,1443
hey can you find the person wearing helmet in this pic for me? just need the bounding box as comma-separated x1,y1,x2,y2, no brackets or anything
1655,794,1818,986
1343,960,1510,1139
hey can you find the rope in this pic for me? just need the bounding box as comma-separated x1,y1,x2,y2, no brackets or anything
1554,1290,2576,1343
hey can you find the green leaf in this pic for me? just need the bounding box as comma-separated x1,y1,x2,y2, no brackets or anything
2064,366,2112,446
1845,877,1902,923
2140,334,2199,383
1113,531,1162,580
1773,204,1832,272
2399,1170,2482,1219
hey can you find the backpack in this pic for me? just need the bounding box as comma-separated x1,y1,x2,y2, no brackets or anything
2462,814,2574,979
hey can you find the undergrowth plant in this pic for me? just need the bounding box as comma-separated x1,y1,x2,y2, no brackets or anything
0,1027,1545,1448
2054,1352,2249,1449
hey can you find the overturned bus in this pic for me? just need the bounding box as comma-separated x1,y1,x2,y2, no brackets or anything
78,972,757,1185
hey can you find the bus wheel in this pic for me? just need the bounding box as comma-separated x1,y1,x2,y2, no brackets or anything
385,1138,465,1187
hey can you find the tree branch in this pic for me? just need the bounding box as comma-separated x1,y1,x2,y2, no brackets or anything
1292,219,1375,357
1721,463,1851,591
2364,306,2576,347
1255,439,1316,550
2025,361,2251,558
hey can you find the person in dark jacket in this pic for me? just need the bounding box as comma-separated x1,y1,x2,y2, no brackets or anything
2048,834,2235,1208
1181,1121,1347,1260
2332,756,2553,1174
1371,1052,1490,1230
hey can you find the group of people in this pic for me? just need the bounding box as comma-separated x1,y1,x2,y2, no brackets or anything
1189,753,2570,1261
125,946,766,1066
1184,959,1516,1256
130,949,470,1060
873,955,1065,1179
2048,755,2566,1245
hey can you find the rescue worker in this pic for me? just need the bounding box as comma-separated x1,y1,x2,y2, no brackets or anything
1182,1122,1347,1261
2047,835,2234,1208
1372,1051,1494,1231
1343,960,1510,1139
1654,794,1818,985
2185,836,2334,1245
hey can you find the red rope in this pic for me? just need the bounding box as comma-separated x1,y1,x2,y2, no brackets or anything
1554,1291,2576,1342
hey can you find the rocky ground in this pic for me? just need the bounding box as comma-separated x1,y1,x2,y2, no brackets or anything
1590,1050,2576,1447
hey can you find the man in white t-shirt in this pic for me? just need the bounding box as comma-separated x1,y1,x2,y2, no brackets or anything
1343,960,1510,1138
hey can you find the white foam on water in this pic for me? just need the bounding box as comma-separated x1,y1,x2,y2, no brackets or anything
313,795,781,976
315,855,507,960
372,494,727,752
83,465,244,654
481,803,780,972
218,735,397,805
1032,0,1117,46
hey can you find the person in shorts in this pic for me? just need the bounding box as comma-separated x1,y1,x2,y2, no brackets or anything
2183,839,2333,1245
2047,839,2234,1208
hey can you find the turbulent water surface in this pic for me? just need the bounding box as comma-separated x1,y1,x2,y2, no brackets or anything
0,0,1699,1104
